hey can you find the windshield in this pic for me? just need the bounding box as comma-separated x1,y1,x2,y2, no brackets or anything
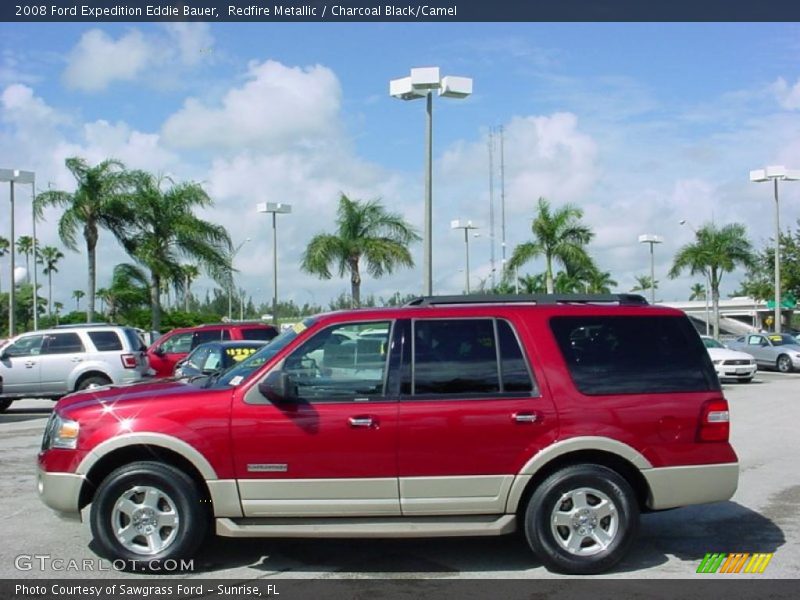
767,334,798,347
211,318,317,388
702,338,724,349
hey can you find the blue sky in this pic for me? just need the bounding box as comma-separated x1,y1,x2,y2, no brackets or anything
2,22,800,309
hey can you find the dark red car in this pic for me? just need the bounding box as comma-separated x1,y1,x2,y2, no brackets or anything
145,322,278,377
38,295,737,574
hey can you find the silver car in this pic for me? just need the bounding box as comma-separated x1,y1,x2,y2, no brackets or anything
0,325,149,412
728,333,800,373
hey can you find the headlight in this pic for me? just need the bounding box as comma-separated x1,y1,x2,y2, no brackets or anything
712,360,722,365
42,413,80,450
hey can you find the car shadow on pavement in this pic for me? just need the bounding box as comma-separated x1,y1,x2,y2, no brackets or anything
188,500,784,576
0,405,53,424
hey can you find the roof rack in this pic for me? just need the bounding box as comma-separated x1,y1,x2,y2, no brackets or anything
52,322,117,328
404,294,649,307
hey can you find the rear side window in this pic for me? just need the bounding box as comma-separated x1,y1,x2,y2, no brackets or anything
192,329,223,348
42,333,84,355
87,331,123,351
241,327,278,341
550,315,718,395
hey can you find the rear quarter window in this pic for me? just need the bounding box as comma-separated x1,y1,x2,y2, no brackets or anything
241,327,278,341
550,315,718,395
87,331,124,351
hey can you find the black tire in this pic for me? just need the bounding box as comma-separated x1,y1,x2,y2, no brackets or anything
0,399,13,413
76,375,111,391
90,461,208,569
524,464,639,575
776,354,793,373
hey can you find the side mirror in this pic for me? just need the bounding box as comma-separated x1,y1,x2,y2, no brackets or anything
152,346,166,357
258,370,297,404
0,351,8,361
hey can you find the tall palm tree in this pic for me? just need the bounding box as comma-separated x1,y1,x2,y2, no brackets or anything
0,236,9,293
34,157,136,322
120,173,232,331
669,223,754,338
37,245,64,317
507,197,594,294
16,235,34,281
689,282,706,301
182,264,200,312
585,269,618,294
72,289,85,311
53,301,64,326
301,194,420,307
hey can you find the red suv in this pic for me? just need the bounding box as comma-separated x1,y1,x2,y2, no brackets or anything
146,322,279,377
37,295,738,574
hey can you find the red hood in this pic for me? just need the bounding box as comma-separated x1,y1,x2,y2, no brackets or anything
55,379,214,412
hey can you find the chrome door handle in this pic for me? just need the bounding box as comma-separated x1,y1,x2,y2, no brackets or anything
24,361,36,368
512,412,538,424
349,417,375,428
71,357,83,363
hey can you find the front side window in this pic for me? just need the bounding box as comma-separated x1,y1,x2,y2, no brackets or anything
550,315,718,395
4,334,45,357
160,332,193,354
281,321,392,402
192,329,223,348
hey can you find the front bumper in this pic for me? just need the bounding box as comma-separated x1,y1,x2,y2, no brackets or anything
643,462,739,510
715,364,757,380
37,468,84,521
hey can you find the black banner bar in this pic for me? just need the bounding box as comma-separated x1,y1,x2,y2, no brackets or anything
5,0,800,22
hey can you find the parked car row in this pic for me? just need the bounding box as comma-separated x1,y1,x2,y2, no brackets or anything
0,321,279,412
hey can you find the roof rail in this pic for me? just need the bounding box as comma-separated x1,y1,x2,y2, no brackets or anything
404,294,649,307
52,322,117,328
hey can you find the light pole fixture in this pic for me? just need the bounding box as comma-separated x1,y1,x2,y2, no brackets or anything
257,202,292,325
638,234,663,305
451,219,479,294
228,237,250,321
750,165,799,333
390,66,473,297
0,168,35,337
679,219,712,336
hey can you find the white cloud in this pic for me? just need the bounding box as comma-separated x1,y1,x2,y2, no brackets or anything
161,60,342,152
63,29,152,92
772,77,800,110
162,23,214,66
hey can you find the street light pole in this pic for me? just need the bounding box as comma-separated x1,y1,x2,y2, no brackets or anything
390,67,473,296
257,202,292,326
1,168,35,337
228,238,250,321
451,220,478,294
31,176,38,331
638,234,663,305
750,166,799,334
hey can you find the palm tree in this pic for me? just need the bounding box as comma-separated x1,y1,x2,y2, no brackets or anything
16,235,34,281
120,173,232,331
34,157,136,322
37,245,64,317
105,263,150,321
182,264,200,312
631,275,658,293
585,269,618,294
96,287,110,315
689,282,706,301
72,289,85,311
669,223,754,338
507,198,594,294
301,194,420,307
0,236,9,293
53,301,64,326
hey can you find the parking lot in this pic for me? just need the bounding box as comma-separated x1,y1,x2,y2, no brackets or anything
1,372,798,580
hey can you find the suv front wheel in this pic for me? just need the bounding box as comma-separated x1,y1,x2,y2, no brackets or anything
524,464,639,574
90,461,208,569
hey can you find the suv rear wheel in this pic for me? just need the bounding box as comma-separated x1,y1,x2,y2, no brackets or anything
77,375,111,390
90,461,208,568
524,464,639,574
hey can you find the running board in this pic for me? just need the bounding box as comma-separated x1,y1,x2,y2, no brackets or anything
216,515,517,538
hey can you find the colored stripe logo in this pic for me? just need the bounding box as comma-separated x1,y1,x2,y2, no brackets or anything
697,552,773,574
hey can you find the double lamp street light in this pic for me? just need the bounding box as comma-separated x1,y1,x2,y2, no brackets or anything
390,67,472,297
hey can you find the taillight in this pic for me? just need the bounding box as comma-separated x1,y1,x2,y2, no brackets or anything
121,354,138,369
698,398,730,442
